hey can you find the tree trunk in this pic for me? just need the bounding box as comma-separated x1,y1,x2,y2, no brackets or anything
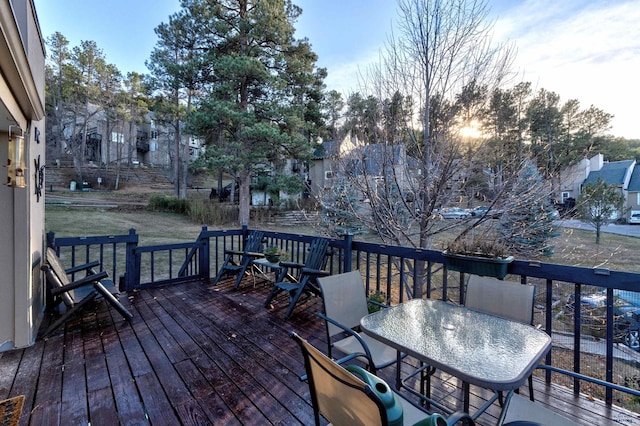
238,169,251,226
174,119,180,198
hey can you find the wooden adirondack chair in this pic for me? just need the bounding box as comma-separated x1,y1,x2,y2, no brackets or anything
264,238,330,318
41,247,133,337
212,231,265,289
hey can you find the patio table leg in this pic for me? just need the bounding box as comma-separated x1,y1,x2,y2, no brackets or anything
463,382,470,413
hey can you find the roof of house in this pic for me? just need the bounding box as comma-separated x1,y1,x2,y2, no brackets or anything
348,144,408,176
628,165,640,192
583,160,635,187
313,141,337,159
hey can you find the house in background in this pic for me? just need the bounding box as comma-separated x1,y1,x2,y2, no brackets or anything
559,153,639,221
627,167,640,216
582,157,636,220
0,0,46,351
309,133,420,201
558,155,597,205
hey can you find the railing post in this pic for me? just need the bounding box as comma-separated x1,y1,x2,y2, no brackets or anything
46,231,55,249
123,228,139,292
199,225,210,281
342,233,353,273
605,288,614,405
573,283,582,396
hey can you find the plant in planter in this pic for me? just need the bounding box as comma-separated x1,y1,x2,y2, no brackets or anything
444,229,514,279
367,291,387,314
264,246,287,263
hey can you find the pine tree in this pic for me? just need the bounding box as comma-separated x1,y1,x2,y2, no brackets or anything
499,158,559,257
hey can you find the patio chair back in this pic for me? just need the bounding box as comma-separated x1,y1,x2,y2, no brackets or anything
291,331,386,426
318,270,369,338
291,332,474,426
465,275,535,325
317,271,400,375
465,274,537,402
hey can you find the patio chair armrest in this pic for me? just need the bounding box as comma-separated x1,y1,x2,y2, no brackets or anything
64,260,101,274
300,267,330,277
246,251,265,259
367,299,390,310
317,312,376,366
50,270,109,296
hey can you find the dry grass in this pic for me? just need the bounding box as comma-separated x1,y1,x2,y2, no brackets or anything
46,192,640,272
45,194,640,412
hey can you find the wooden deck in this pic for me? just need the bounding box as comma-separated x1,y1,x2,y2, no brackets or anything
1,276,638,425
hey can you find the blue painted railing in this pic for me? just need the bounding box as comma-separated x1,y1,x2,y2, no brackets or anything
46,226,640,408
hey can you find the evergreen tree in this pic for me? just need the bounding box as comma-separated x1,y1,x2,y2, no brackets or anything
499,158,559,257
180,0,325,226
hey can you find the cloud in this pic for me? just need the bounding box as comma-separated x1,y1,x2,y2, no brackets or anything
494,0,640,138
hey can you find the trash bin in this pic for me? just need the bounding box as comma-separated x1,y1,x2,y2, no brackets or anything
70,181,76,191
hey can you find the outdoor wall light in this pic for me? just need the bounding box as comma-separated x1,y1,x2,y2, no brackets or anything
6,125,26,188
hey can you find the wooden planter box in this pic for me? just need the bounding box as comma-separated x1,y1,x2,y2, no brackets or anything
443,252,514,279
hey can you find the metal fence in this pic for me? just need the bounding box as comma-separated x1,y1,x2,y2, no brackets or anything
47,226,640,407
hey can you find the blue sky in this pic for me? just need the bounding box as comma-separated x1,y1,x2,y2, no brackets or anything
34,0,640,139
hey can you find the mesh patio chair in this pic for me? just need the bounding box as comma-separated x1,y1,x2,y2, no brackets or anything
316,271,403,377
264,238,330,318
212,231,265,289
41,247,133,337
464,275,537,402
497,392,578,425
291,331,475,426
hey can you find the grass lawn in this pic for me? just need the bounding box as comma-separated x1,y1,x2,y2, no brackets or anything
45,191,640,273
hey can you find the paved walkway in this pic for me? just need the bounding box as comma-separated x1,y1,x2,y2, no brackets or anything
555,219,640,238
553,332,640,362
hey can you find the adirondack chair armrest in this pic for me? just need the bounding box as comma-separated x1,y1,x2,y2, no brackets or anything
279,260,304,270
300,267,330,277
50,270,109,296
224,249,245,256
64,260,101,275
246,251,265,258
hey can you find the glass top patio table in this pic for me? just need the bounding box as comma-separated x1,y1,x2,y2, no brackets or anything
360,298,552,392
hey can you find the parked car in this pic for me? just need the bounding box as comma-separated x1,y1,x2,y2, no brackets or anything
437,207,471,219
629,211,640,224
470,205,502,219
565,291,640,351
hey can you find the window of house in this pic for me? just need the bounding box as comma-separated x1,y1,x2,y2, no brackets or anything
325,171,334,179
111,132,124,143
562,192,570,202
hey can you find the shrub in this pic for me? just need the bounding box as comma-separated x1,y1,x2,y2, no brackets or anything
187,199,237,225
148,195,190,214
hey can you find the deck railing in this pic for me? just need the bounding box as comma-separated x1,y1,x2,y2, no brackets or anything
46,226,640,409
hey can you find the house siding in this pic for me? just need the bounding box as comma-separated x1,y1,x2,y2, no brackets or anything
0,0,46,351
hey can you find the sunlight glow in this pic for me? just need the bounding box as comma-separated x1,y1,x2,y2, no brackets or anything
459,120,483,139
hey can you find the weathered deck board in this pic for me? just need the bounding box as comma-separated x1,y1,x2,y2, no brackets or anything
0,276,637,425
